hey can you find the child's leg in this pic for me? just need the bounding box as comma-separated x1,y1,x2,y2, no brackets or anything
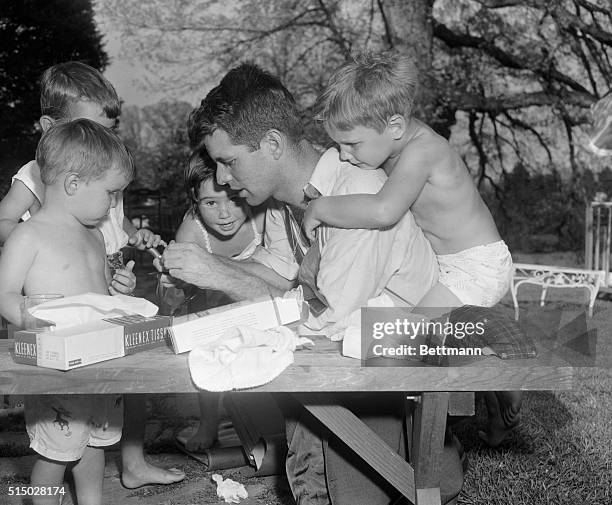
71,446,105,505
30,456,67,505
120,394,185,488
184,393,220,452
413,281,464,318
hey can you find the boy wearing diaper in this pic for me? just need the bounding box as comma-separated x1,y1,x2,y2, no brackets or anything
304,50,518,445
0,119,135,504
0,61,184,488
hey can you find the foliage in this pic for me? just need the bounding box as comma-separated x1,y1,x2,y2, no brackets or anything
119,101,193,228
97,0,612,249
0,0,109,178
487,162,612,252
98,0,612,175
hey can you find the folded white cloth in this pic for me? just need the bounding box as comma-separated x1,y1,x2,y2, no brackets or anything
29,293,158,330
212,474,248,503
189,325,314,392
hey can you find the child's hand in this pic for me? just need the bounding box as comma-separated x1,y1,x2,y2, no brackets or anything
303,201,322,242
129,229,167,251
109,260,137,296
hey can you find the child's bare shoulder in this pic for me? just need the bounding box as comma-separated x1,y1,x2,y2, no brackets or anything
175,212,201,243
6,219,44,248
397,121,455,173
407,121,452,157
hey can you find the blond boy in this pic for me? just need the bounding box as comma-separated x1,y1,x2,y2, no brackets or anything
305,51,519,445
0,120,135,505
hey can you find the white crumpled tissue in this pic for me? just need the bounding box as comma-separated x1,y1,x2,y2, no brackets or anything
212,474,248,503
29,293,158,330
189,325,314,392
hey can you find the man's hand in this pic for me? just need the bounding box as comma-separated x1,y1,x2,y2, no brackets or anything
109,260,137,295
161,241,222,290
129,229,167,250
303,200,322,241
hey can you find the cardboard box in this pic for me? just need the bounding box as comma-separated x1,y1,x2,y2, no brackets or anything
170,296,303,354
12,315,172,370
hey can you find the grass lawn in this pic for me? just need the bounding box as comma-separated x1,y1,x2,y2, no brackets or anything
1,251,611,504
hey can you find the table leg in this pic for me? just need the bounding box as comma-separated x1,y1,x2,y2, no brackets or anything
410,392,449,505
298,394,416,503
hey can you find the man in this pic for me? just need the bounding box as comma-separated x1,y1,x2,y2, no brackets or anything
162,63,460,504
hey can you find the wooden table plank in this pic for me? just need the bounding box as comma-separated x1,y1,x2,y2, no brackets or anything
411,393,449,505
0,338,573,395
298,396,416,503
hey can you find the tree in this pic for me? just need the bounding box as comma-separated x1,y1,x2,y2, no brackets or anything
0,0,109,185
98,0,611,180
120,101,193,199
99,0,612,250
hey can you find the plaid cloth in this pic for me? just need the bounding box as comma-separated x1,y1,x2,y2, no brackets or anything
426,305,537,363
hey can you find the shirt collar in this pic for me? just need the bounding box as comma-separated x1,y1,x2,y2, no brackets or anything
304,147,343,198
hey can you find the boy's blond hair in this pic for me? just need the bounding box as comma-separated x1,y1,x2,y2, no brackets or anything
40,61,121,120
314,50,419,132
36,119,134,185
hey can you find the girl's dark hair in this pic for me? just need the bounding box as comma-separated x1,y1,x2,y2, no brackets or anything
184,149,216,215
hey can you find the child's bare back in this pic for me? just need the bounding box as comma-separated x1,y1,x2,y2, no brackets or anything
391,119,501,255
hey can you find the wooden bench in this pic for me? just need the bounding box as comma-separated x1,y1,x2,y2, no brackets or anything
0,337,572,505
511,263,605,320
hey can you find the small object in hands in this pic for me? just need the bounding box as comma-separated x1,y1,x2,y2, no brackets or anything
21,294,64,331
148,244,170,273
146,244,165,261
107,251,124,277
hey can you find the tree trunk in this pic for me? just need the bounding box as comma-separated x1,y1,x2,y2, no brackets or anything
378,0,454,137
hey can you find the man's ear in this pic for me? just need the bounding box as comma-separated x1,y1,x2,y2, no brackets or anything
64,173,80,196
39,115,55,132
260,130,285,160
387,115,406,140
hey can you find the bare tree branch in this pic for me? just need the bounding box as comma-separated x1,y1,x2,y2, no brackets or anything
502,110,553,164
433,20,593,95
316,0,352,58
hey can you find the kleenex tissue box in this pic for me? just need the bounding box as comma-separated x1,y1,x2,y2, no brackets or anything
170,295,303,354
12,315,172,370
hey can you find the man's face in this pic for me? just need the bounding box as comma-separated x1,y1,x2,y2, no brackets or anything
204,128,276,206
325,123,395,170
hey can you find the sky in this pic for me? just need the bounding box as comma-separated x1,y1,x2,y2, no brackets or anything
99,29,165,107
96,13,202,108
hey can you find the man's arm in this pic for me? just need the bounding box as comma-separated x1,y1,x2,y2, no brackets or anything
161,241,287,301
222,256,296,292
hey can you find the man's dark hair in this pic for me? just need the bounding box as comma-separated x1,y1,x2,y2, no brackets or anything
188,63,304,151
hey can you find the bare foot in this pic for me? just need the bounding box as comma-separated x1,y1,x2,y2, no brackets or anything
121,461,185,489
183,424,217,453
478,391,523,447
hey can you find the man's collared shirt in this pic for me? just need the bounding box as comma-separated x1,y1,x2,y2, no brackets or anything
250,147,438,332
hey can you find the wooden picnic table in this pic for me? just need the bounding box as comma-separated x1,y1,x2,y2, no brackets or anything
0,337,573,505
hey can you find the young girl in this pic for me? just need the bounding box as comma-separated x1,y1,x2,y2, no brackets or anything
174,150,265,452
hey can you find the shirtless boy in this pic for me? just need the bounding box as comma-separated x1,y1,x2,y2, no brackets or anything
0,119,135,504
304,50,518,445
